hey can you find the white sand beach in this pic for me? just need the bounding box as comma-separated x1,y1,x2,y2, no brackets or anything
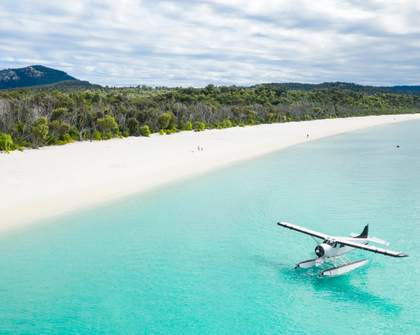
1,114,419,233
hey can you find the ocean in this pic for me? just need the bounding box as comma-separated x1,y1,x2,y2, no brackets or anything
1,120,419,334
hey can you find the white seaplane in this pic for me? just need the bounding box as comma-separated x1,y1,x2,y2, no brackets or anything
277,222,408,277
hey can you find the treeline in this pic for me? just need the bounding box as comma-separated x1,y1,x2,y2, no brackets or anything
1,84,420,151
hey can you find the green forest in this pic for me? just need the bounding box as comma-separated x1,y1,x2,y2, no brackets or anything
1,84,420,151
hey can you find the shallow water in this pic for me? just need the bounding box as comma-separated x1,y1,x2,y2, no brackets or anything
1,120,420,334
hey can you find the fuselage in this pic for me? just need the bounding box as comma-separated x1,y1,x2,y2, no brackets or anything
315,237,367,258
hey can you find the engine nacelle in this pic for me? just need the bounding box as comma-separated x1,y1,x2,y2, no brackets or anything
315,243,333,258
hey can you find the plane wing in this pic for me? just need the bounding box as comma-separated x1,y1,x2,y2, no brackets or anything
334,238,408,257
277,222,329,240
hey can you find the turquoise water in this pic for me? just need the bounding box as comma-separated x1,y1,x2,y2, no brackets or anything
1,121,420,334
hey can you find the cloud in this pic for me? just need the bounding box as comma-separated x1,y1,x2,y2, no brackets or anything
0,0,419,86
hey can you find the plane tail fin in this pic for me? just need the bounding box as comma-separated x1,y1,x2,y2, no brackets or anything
356,225,369,238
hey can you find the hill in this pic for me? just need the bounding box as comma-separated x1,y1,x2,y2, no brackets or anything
0,65,92,89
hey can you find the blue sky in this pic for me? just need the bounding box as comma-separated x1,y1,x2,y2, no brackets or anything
1,0,419,87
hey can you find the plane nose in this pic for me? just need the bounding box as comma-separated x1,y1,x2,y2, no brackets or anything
315,245,324,257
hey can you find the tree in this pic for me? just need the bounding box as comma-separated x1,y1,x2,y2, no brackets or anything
0,133,14,152
31,117,49,147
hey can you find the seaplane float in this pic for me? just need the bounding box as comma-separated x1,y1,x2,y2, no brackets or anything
277,222,408,277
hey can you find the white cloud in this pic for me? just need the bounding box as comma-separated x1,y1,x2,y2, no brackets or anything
0,0,419,86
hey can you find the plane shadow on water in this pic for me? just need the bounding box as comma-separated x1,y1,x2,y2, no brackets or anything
252,255,401,315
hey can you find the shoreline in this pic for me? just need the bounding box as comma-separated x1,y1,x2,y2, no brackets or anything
1,114,420,234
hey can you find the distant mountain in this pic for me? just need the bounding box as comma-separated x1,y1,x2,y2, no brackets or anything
1,65,419,94
261,82,420,95
0,65,94,89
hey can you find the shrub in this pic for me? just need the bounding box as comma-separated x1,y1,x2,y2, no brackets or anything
166,127,177,134
265,113,276,123
69,127,80,140
62,133,73,143
96,115,119,138
93,131,102,140
102,131,113,140
31,117,49,146
221,119,233,128
158,112,172,130
246,110,257,125
159,129,166,135
127,117,139,136
51,107,68,121
13,137,30,149
139,125,151,137
54,134,73,145
194,121,206,132
0,133,14,152
49,120,71,140
184,121,193,131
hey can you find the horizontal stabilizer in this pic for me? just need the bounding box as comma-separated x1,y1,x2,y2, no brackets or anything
366,236,389,246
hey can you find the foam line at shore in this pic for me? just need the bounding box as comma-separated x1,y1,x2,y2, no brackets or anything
1,114,420,233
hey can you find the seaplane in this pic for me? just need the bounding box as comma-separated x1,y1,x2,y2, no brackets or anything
277,222,408,277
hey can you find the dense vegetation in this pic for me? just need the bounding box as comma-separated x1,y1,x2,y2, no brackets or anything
1,84,420,151
263,82,420,95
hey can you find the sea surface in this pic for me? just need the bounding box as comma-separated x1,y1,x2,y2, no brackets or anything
1,120,420,334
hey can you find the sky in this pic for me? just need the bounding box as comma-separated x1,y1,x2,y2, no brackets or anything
0,0,419,87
